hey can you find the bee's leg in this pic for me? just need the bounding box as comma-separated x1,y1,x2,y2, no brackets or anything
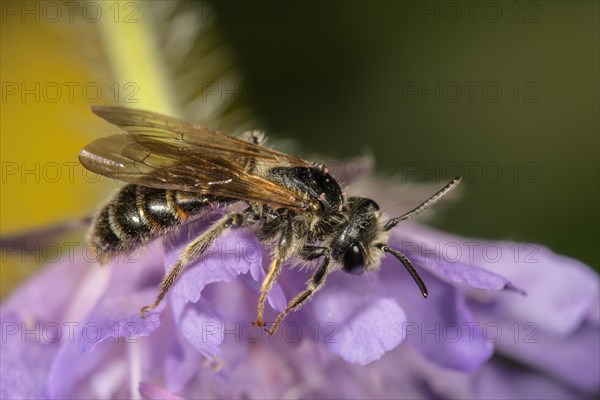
267,254,331,335
254,216,294,327
140,209,256,317
298,245,329,261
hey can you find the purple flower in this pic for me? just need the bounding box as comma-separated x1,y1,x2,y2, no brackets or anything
1,197,598,398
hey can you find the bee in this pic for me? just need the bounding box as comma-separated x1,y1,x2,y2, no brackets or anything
80,106,461,335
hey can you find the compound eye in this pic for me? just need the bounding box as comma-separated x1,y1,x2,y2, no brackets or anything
342,244,366,274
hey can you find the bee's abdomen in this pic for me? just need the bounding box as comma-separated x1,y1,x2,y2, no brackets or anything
88,184,230,261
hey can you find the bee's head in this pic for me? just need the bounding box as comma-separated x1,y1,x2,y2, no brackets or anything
330,197,388,274
330,196,429,298
327,178,461,297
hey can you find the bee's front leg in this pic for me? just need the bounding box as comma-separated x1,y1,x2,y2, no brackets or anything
267,254,331,335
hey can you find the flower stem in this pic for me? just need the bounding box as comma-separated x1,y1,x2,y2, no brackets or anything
98,0,178,116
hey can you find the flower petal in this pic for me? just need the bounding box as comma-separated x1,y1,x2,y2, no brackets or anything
473,361,585,400
75,243,165,353
422,357,582,400
0,253,91,323
473,307,600,393
78,288,162,353
476,246,599,336
173,295,224,358
310,272,406,365
48,339,113,398
139,381,183,400
163,329,201,394
0,332,54,399
379,264,494,371
165,224,262,304
396,224,599,336
393,224,523,293
588,293,600,326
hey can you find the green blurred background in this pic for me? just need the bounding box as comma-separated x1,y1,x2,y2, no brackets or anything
208,0,599,268
1,0,598,297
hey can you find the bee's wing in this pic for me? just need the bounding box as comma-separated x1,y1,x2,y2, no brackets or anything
79,106,315,210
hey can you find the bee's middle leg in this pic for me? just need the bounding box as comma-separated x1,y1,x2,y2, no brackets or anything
140,209,256,317
254,215,294,327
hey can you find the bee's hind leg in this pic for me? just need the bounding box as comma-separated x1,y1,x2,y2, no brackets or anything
140,209,257,317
